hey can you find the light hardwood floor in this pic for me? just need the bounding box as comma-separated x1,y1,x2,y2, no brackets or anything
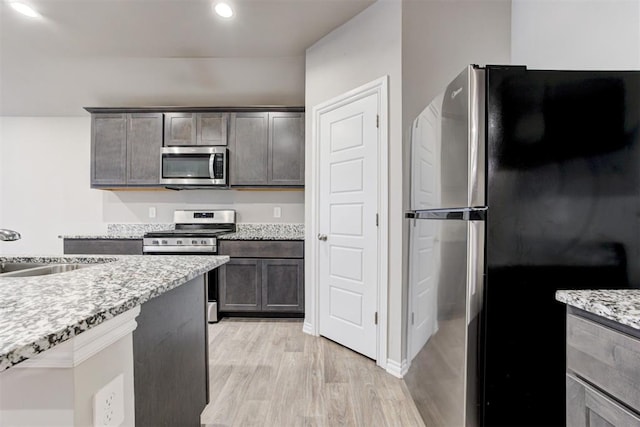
201,319,425,427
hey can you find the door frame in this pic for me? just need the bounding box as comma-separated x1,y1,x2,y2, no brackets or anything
305,76,389,370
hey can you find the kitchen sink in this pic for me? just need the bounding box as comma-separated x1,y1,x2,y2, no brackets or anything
0,262,48,273
0,262,95,278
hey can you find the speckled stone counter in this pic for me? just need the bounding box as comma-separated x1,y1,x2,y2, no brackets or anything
60,222,305,240
0,254,228,372
219,223,304,240
556,289,640,330
59,223,174,239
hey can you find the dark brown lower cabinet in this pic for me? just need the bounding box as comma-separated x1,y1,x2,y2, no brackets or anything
262,259,304,312
218,259,261,312
133,275,208,427
566,308,640,426
219,258,303,314
63,238,142,255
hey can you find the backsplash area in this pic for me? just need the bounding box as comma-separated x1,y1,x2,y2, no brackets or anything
102,189,305,224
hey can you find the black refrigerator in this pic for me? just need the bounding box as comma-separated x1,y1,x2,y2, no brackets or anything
404,65,640,426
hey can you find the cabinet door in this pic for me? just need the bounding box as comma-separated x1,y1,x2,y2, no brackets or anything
261,259,304,312
219,259,261,312
92,113,127,186
197,113,228,146
567,374,640,427
164,112,196,146
127,113,163,184
269,112,305,186
229,112,269,185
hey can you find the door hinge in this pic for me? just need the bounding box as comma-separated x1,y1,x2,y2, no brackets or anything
411,312,415,325
376,114,379,128
375,312,378,325
376,213,379,227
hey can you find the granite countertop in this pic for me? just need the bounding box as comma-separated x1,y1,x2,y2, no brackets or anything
59,223,174,239
0,254,229,372
556,289,640,330
60,223,305,241
218,223,304,240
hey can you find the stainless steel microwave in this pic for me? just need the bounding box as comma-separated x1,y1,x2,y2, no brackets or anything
160,146,228,187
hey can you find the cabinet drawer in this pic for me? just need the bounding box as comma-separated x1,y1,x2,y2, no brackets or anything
567,374,640,427
64,238,143,255
567,314,640,411
218,240,303,258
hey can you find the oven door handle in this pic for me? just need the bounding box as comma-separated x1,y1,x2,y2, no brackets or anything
208,154,215,179
143,245,218,254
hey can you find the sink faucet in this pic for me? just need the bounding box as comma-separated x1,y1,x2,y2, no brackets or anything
0,229,21,241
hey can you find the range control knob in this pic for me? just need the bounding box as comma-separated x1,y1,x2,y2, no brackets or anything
176,240,183,245
201,240,207,245
161,240,168,245
152,240,159,245
192,240,198,245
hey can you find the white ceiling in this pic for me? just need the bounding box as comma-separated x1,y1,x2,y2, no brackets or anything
0,0,374,116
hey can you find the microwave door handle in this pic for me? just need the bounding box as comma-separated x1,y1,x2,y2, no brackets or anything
209,154,215,179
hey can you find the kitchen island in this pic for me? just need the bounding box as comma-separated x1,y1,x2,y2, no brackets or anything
0,254,228,426
557,289,640,426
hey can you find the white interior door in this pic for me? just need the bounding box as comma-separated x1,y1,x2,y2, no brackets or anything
317,92,379,360
409,98,443,362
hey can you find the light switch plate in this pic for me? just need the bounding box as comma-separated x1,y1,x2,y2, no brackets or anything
148,207,156,219
273,207,281,218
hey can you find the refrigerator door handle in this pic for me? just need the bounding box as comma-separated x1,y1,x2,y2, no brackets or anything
405,207,487,221
467,220,486,324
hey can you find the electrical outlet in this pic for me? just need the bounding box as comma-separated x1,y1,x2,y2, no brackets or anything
148,207,157,219
93,374,125,427
273,206,281,218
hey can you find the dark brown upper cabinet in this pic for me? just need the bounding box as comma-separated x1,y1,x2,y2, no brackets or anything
86,107,302,190
91,113,163,187
229,112,304,187
164,112,228,146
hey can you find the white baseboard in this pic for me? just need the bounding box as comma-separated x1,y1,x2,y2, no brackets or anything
302,321,316,336
386,358,409,378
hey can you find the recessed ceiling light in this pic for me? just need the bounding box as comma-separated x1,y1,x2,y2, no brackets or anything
213,2,233,18
9,2,40,18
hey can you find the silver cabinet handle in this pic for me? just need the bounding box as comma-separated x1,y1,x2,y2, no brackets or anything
317,234,328,241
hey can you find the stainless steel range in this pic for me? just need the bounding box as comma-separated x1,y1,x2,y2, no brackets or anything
143,209,236,322
143,210,236,254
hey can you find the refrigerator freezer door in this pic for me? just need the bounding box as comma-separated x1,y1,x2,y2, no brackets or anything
410,65,485,211
484,67,640,426
405,218,485,427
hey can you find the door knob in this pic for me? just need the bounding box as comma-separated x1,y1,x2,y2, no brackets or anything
317,234,328,241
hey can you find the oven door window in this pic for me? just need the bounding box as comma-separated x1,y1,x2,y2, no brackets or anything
162,154,211,179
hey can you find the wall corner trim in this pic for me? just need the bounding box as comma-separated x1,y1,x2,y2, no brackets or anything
385,358,409,378
302,321,317,336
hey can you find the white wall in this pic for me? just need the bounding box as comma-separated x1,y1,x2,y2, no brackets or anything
0,117,102,255
305,0,404,366
0,117,304,255
512,0,640,69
